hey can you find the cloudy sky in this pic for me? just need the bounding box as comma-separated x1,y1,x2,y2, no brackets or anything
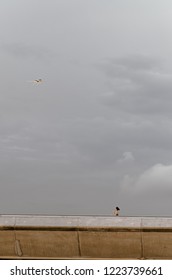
1,0,172,216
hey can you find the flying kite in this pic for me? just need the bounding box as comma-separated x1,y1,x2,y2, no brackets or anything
27,79,43,84
33,79,43,83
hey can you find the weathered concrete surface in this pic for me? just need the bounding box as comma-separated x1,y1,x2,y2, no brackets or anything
0,215,172,259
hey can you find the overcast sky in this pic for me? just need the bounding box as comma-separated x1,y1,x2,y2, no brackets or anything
1,0,172,216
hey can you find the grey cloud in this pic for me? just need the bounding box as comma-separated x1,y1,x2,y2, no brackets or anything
113,55,160,72
0,42,54,61
117,151,135,164
1,1,172,215
100,54,172,116
99,54,160,79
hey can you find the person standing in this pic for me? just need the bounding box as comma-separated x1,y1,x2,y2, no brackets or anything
113,206,120,216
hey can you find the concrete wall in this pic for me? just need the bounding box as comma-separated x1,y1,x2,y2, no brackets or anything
0,215,172,259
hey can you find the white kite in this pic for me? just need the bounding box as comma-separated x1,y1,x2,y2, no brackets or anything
27,79,43,84
34,79,43,83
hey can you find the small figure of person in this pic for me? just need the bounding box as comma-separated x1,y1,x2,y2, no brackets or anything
113,206,120,216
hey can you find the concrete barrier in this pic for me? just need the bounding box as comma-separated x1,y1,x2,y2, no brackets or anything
0,215,172,259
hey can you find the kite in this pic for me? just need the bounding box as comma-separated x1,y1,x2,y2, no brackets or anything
27,79,43,84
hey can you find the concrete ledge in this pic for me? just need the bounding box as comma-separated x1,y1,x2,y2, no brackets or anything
0,215,172,259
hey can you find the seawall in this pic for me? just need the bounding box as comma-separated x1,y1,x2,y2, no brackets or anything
0,215,172,259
